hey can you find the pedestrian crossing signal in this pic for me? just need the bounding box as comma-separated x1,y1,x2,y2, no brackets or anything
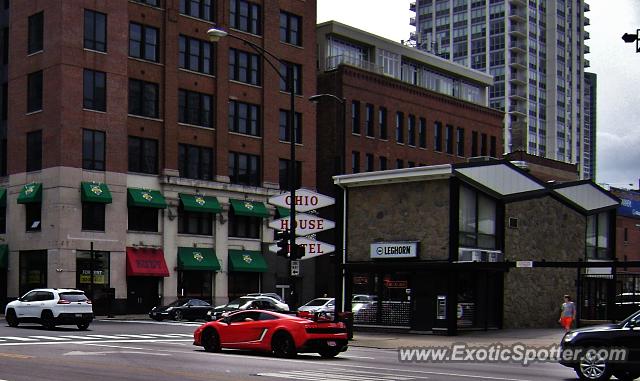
274,230,290,257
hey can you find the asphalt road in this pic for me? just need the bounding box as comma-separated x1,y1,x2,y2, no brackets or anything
0,317,580,381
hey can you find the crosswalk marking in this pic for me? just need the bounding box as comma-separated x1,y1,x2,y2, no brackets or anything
28,336,71,341
257,369,418,381
0,333,193,345
0,337,39,342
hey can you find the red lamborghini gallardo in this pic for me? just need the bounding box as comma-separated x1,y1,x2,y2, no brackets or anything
193,310,348,358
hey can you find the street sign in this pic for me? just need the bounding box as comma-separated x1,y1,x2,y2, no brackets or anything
516,261,534,268
268,237,335,257
290,260,300,276
268,189,335,212
622,32,638,43
269,213,335,235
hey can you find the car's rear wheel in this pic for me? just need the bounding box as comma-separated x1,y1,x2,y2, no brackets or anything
77,323,90,331
202,329,221,353
575,348,612,381
41,310,55,330
272,332,297,358
5,309,18,327
318,347,342,358
172,310,183,321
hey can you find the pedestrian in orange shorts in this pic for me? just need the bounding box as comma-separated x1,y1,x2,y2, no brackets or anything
558,294,576,332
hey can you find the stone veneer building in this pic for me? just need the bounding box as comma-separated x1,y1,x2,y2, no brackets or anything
334,160,618,332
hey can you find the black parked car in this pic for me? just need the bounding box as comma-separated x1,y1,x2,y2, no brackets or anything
560,309,640,380
149,298,211,321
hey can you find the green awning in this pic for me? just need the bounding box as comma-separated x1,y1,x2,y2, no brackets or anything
228,250,268,272
127,188,167,209
0,188,6,205
229,199,270,218
17,183,42,204
179,193,221,213
276,206,290,218
177,247,221,271
81,182,113,204
0,245,7,269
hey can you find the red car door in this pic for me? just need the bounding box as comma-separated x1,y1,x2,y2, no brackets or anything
219,311,265,346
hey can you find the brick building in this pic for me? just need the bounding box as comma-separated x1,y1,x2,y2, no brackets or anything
312,21,504,299
0,0,317,313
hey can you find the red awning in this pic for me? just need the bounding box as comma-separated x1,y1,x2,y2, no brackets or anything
126,247,170,277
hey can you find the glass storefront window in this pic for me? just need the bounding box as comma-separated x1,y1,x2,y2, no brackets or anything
178,270,212,303
19,250,47,295
76,250,110,298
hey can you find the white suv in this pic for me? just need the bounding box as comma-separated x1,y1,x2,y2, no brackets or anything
5,288,94,330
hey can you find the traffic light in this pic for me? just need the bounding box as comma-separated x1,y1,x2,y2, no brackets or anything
290,244,305,260
274,229,290,257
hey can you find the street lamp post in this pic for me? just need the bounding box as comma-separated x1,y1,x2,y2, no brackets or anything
207,27,299,305
309,94,346,322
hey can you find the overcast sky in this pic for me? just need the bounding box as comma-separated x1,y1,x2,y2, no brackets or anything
318,0,640,189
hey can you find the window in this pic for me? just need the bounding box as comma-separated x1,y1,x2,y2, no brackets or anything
419,118,427,148
84,10,107,52
481,133,487,155
351,101,360,134
459,185,497,249
178,205,213,235
229,49,261,85
365,104,374,137
129,22,159,62
279,62,302,95
179,35,214,75
0,137,6,177
82,203,105,231
128,136,158,174
457,127,465,156
279,109,302,143
396,159,404,169
229,211,260,238
179,0,213,21
379,156,387,170
395,112,404,143
82,129,105,171
586,212,612,260
472,131,478,156
280,11,301,46
28,12,43,54
379,107,387,139
228,152,260,186
129,79,159,118
135,0,160,6
83,69,106,111
407,115,416,146
128,207,158,232
230,0,261,35
26,130,42,172
229,100,260,136
279,159,302,190
365,153,374,171
178,144,213,180
351,151,360,173
26,203,41,231
445,125,453,154
178,89,212,127
27,71,43,113
434,122,442,151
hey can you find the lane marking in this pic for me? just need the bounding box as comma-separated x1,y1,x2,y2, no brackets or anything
0,336,38,341
0,352,32,359
0,338,192,346
29,336,72,341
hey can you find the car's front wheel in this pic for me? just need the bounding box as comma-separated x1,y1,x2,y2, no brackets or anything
202,329,221,353
5,309,18,327
575,348,612,381
272,332,297,358
172,310,183,321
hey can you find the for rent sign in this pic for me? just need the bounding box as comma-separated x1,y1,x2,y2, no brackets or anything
370,242,418,259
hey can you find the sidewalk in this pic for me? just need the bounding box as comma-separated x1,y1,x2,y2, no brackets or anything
349,329,565,349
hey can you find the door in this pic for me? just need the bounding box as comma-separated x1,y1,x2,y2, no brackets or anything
13,290,37,318
126,277,160,314
220,311,264,346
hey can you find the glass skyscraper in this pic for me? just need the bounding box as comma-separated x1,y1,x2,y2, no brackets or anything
411,0,593,178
